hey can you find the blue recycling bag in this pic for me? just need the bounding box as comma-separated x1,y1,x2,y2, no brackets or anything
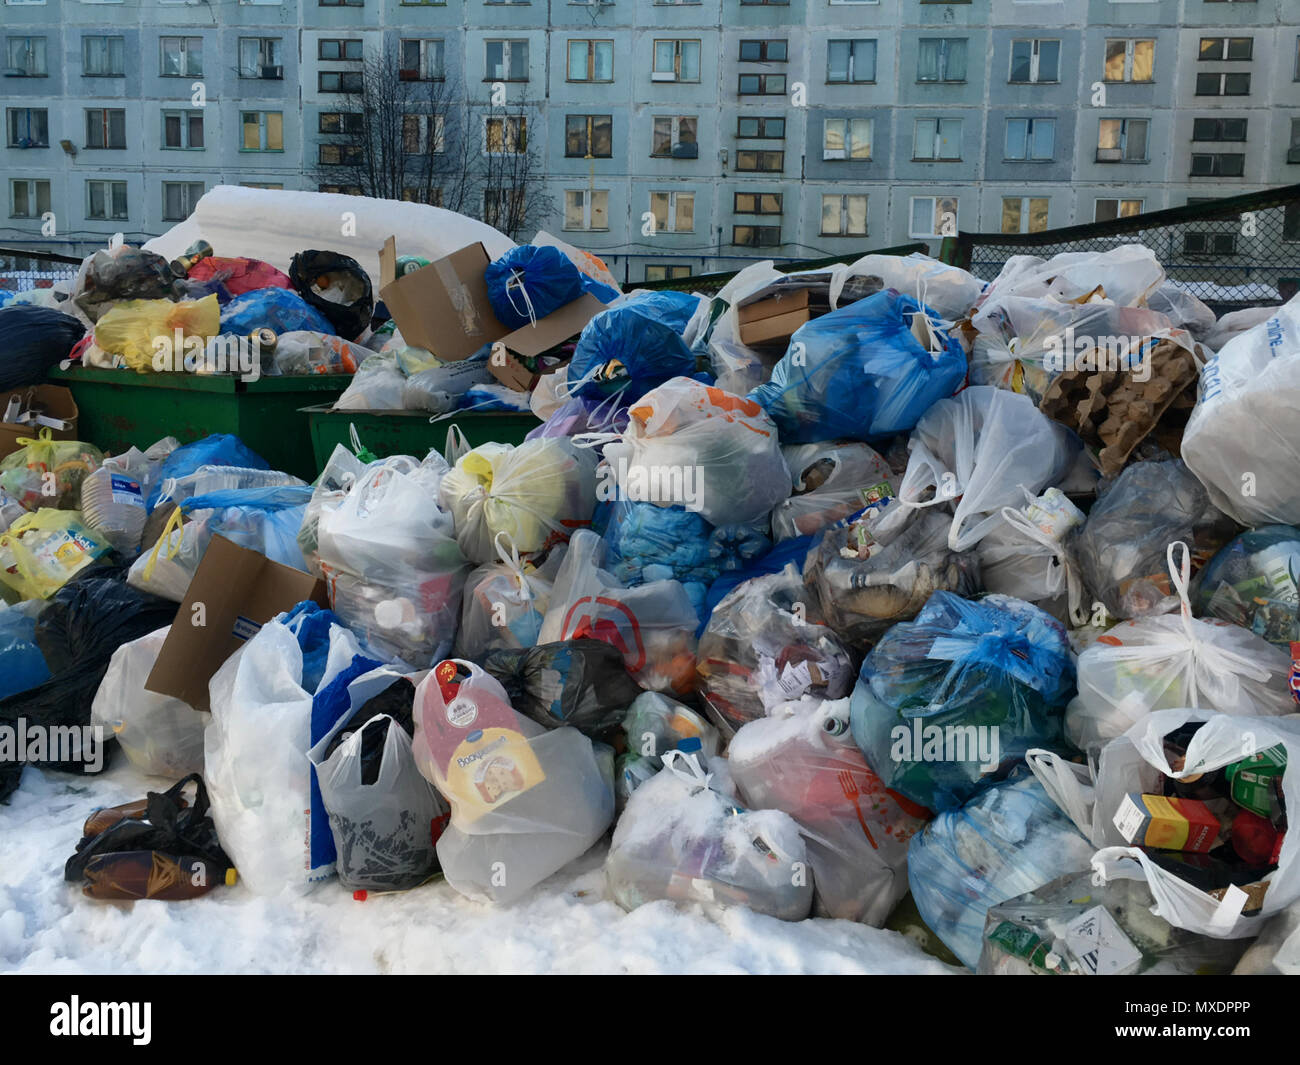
145,433,271,513
181,484,313,572
219,286,335,337
0,610,51,700
484,245,618,331
750,288,967,444
568,292,700,400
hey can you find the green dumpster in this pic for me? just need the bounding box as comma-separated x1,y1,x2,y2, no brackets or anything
45,367,350,481
303,404,541,471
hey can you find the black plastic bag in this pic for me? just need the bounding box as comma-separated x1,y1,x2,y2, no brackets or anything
0,573,179,802
73,247,179,322
322,676,416,775
0,306,87,391
288,250,374,340
482,639,642,741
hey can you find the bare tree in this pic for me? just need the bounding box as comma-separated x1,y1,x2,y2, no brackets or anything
476,88,551,240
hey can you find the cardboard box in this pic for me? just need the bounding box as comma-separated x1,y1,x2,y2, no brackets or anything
736,288,812,326
1112,793,1221,853
145,534,328,712
378,237,607,364
740,307,813,346
0,385,79,460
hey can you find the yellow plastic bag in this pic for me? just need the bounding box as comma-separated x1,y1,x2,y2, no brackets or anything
0,429,104,511
93,295,220,373
0,509,112,600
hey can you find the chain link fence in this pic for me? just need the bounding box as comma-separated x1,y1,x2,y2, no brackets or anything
944,184,1300,315
0,249,81,299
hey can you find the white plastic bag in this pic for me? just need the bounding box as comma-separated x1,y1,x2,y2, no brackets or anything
298,443,367,577
975,489,1087,623
334,352,406,411
90,625,206,777
453,532,561,657
1067,542,1296,751
771,441,895,542
832,252,983,322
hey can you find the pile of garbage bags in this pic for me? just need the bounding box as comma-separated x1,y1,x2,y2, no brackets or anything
8,231,1300,978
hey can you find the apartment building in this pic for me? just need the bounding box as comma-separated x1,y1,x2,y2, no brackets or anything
2,0,1299,282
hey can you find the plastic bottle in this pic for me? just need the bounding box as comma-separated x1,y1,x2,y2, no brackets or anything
82,797,186,838
81,850,236,900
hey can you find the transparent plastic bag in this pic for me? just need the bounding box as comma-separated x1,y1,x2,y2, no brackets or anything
334,352,405,411
0,430,104,512
454,532,562,656
270,330,366,376
0,510,112,600
1195,525,1300,648
772,441,896,542
298,444,368,577
976,489,1087,624
93,296,220,373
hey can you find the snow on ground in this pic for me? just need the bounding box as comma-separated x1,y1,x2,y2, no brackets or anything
0,759,960,976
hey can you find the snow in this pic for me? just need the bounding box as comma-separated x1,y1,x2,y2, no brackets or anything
0,759,961,975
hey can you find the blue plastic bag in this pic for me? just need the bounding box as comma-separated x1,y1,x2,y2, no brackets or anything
484,245,618,331
146,434,271,513
568,292,700,401
603,500,718,587
181,484,313,572
219,286,335,337
849,591,1075,813
907,772,1095,969
750,289,967,444
0,609,51,700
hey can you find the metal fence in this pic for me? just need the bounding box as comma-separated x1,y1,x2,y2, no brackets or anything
941,183,1300,314
0,248,81,295
636,243,929,295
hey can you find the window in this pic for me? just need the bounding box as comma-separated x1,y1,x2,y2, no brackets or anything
86,180,128,220
566,114,612,158
733,225,781,247
1289,118,1300,163
564,189,608,231
320,142,364,165
1190,153,1245,177
1196,72,1251,96
241,111,284,151
913,118,962,161
737,116,785,139
83,36,125,77
1296,36,1300,81
734,192,782,214
400,39,444,81
652,116,698,158
486,40,528,81
485,115,527,153
909,196,958,238
1199,38,1253,61
10,179,50,218
567,40,613,82
319,40,363,61
1103,39,1154,83
319,0,364,6
162,110,204,149
827,40,876,83
739,40,787,62
6,108,48,148
1004,118,1055,160
162,182,204,220
735,150,783,172
738,73,786,95
402,187,443,206
319,71,363,93
1009,39,1060,84
645,265,691,281
238,38,283,78
822,117,872,160
1096,118,1148,162
160,36,202,77
653,40,701,83
1184,232,1238,256
1094,198,1142,222
740,0,787,5
821,194,867,236
241,184,285,190
917,38,967,83
1001,197,1049,234
1192,117,1247,141
5,37,47,76
649,191,694,233
483,187,525,229
320,112,364,134
320,184,365,195
402,114,444,154
85,109,127,150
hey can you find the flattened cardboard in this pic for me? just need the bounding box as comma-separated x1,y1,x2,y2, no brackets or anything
736,288,813,326
487,343,540,392
0,385,78,460
740,307,812,346
500,292,607,359
145,534,328,712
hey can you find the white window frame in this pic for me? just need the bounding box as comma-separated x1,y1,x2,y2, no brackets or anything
9,178,50,218
238,37,283,79
912,118,962,161
648,190,694,233
160,36,203,78
1001,196,1050,234
563,188,609,231
402,113,445,155
162,181,205,221
822,117,872,160
1094,198,1143,222
651,115,698,158
6,107,48,148
485,39,529,82
652,39,701,83
82,35,125,77
827,39,876,84
1097,117,1149,162
5,36,47,76
400,38,445,81
1004,117,1055,161
916,38,967,84
909,195,958,238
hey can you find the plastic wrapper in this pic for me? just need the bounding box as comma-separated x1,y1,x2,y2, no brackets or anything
606,750,813,921
288,249,374,341
218,286,334,336
750,289,966,445
484,244,617,330
834,253,983,321
270,330,366,376
454,533,562,656
93,296,220,373
603,500,721,587
772,441,896,542
72,244,178,323
482,638,642,741
187,256,292,296
697,566,854,734
1070,459,1238,621
978,869,1247,975
411,660,614,905
0,510,113,600
890,385,1081,553
1068,543,1297,751
849,591,1075,813
600,377,791,527
0,306,87,390
0,488,24,534
1146,282,1216,341
730,697,931,925
972,244,1164,316
0,430,104,511
333,352,404,410
90,625,206,777
145,433,270,513
1195,525,1300,648
568,292,700,401
439,438,597,564
80,462,147,557
805,504,980,647
621,692,719,788
1232,901,1300,974
401,359,494,413
908,773,1096,969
